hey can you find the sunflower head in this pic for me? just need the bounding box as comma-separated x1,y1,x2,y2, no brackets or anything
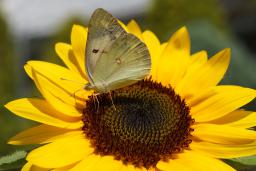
4,11,256,171
83,78,194,168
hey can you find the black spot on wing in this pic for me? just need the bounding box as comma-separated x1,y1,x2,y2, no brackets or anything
92,49,99,53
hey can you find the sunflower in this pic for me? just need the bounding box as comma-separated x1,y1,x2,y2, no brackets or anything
5,19,256,171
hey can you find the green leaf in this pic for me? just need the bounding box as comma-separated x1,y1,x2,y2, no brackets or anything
0,151,27,170
229,156,256,166
224,156,256,171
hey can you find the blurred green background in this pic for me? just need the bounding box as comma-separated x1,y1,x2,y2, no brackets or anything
0,0,255,170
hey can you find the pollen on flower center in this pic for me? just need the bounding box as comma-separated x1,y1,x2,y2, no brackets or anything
82,79,194,168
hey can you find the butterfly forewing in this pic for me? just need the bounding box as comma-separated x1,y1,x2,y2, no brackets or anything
85,8,151,93
92,33,151,92
86,8,126,83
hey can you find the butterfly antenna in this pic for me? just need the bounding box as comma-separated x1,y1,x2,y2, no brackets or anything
108,91,116,111
92,93,100,112
73,88,84,106
60,77,84,85
60,77,86,105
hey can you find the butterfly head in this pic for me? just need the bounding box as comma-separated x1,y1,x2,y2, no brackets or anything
84,83,94,91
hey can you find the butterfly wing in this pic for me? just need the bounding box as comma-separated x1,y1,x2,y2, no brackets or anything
92,32,151,92
86,8,151,92
85,8,126,85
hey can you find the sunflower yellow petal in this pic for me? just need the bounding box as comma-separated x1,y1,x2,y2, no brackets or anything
27,135,93,168
52,163,77,171
22,162,33,171
5,98,83,129
70,25,87,78
30,68,82,115
24,61,92,113
176,51,208,95
177,49,230,99
190,141,256,158
22,162,50,171
8,124,82,145
120,165,147,171
157,159,193,171
141,30,161,78
55,43,85,76
69,154,100,171
71,155,145,171
151,42,168,81
193,124,256,144
176,150,235,171
86,156,123,171
25,64,87,117
189,50,208,65
210,110,256,128
226,112,256,128
156,27,190,87
168,27,190,52
184,50,208,75
127,20,143,40
25,60,87,85
189,85,256,122
25,61,90,110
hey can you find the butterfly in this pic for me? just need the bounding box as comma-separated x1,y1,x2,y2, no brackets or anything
84,8,151,93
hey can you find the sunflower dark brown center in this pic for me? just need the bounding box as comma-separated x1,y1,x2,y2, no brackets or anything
82,79,194,168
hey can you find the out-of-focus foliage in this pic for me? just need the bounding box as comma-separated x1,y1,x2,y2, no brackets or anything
147,0,256,89
225,157,256,171
0,11,33,155
147,0,227,41
188,21,256,88
221,0,256,54
42,17,86,65
0,12,15,102
0,11,17,154
0,151,26,170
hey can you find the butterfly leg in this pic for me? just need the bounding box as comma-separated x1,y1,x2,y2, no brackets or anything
108,91,116,111
92,93,100,112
